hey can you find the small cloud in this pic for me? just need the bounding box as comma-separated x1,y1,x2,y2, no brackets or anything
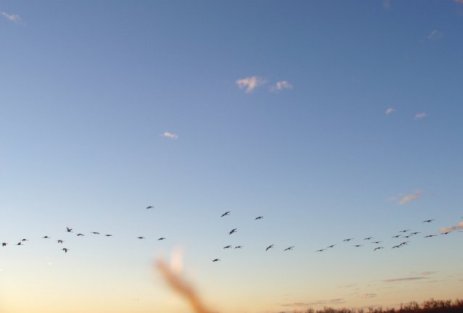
415,112,428,120
383,276,428,283
397,191,422,205
385,107,396,115
440,221,463,234
270,80,293,92
383,0,392,10
1,11,21,23
236,76,265,94
427,30,443,40
161,131,178,140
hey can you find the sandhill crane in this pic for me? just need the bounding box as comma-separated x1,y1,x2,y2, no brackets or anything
354,244,362,248
221,211,230,217
364,237,372,240
92,232,100,235
2,242,7,247
265,244,274,251
43,236,49,239
234,245,243,249
255,216,263,220
76,233,84,236
66,227,72,233
316,249,325,252
373,246,384,251
105,234,112,237
229,228,237,235
423,219,434,223
327,244,335,248
137,236,145,239
146,205,153,209
372,241,382,244
284,246,295,251
223,245,232,249
343,238,353,242
212,258,220,262
158,237,166,241
58,240,63,244
62,248,68,253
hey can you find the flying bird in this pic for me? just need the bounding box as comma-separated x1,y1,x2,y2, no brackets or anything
234,245,243,249
354,244,362,248
137,236,145,239
343,238,353,242
146,205,154,209
265,244,274,251
221,211,230,217
57,240,63,244
284,246,295,251
76,233,84,236
255,216,263,220
423,219,434,223
92,232,100,235
229,228,237,235
17,242,22,246
62,248,68,253
392,235,400,238
212,258,220,262
223,245,232,249
66,227,72,233
425,234,436,238
2,242,7,247
105,234,112,237
158,237,166,241
21,238,27,242
364,237,372,240
316,249,325,252
327,244,336,248
43,236,49,239
399,229,409,233
374,246,384,251
372,241,382,244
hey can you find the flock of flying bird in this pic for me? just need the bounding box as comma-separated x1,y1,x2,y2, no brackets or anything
0,206,460,263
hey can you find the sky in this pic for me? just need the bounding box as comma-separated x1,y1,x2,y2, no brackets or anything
0,1,463,312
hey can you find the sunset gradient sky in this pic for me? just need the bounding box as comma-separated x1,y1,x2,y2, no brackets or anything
1,1,462,313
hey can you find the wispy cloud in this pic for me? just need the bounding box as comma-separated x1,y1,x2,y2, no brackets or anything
1,11,21,23
397,191,422,205
282,298,345,307
415,112,428,120
161,131,179,140
383,276,428,283
440,221,463,234
385,107,396,115
427,29,443,40
236,76,265,94
270,80,293,92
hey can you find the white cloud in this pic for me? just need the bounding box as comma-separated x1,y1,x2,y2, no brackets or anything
161,131,178,140
398,191,422,205
427,30,443,40
385,107,396,115
415,112,428,120
270,80,293,92
1,11,21,23
236,76,265,94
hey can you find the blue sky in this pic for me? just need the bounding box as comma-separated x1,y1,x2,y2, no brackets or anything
1,1,463,313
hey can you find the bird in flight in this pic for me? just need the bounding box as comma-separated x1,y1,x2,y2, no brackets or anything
66,227,72,233
76,233,84,236
392,245,401,249
364,237,372,240
423,219,434,223
353,244,362,248
57,240,64,244
43,236,49,239
327,244,336,249
21,238,27,242
316,249,325,252
221,211,230,217
223,245,232,249
158,237,166,241
92,232,100,235
373,246,384,251
399,229,409,233
2,242,7,247
17,242,22,246
62,248,68,253
105,234,112,237
229,228,237,235
255,216,263,220
265,244,274,251
212,258,220,262
425,234,436,238
146,205,154,209
343,238,353,242
392,235,400,238
137,236,145,239
284,246,295,251
372,241,381,244
234,245,243,249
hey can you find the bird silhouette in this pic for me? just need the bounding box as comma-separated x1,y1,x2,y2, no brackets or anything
316,249,325,252
158,237,166,241
234,245,243,249
17,242,22,246
284,246,295,251
66,227,72,233
229,228,237,235
353,244,362,248
43,236,49,239
76,233,84,237
2,242,7,247
425,234,436,238
364,237,372,240
343,238,353,242
57,240,63,244
137,236,145,239
212,258,220,262
21,238,27,242
105,234,112,237
392,245,401,249
327,244,336,248
423,219,434,223
372,241,382,244
265,244,274,251
92,232,100,235
146,205,154,209
221,211,230,217
255,216,263,220
62,248,68,253
373,246,384,251
392,235,400,238
223,245,232,249
399,229,409,233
